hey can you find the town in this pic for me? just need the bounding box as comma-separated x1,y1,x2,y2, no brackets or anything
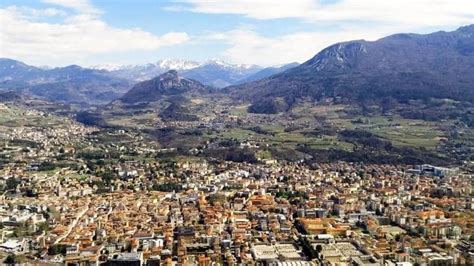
0,105,472,265
0,9,473,265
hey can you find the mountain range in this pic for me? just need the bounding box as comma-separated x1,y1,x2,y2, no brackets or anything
0,58,297,104
232,25,474,113
2,25,474,110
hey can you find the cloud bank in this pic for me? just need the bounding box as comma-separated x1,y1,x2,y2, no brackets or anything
175,0,474,27
0,0,190,65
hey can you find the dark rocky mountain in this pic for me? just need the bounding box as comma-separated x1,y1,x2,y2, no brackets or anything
118,70,212,104
0,59,130,104
236,62,299,84
231,25,474,113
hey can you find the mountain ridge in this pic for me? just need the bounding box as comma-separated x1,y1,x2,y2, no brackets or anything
0,59,130,104
3,24,474,107
231,25,474,113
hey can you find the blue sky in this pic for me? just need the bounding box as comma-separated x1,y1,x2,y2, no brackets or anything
1,0,473,67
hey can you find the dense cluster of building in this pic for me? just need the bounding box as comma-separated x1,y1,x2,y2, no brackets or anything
1,156,473,265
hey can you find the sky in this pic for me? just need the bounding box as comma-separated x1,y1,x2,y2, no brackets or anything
1,0,473,67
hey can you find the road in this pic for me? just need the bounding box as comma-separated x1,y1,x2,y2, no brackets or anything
54,198,90,244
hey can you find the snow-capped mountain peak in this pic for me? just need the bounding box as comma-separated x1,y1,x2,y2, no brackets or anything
90,64,127,71
206,59,228,66
157,59,201,70
205,59,259,70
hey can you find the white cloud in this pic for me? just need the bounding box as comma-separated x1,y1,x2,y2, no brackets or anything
5,6,67,18
41,0,100,15
175,0,317,20
307,0,474,27
0,4,190,66
173,0,474,27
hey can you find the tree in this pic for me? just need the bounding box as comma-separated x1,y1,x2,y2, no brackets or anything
6,177,20,190
37,222,49,233
300,237,317,259
48,244,66,255
208,193,227,205
315,244,322,255
99,170,116,185
4,254,16,264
